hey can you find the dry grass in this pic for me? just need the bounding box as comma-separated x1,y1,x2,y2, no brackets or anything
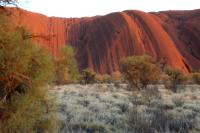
50,84,200,133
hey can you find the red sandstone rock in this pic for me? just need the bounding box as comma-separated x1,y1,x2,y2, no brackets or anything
2,8,200,74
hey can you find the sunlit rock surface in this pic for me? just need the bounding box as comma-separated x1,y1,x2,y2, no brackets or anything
4,8,200,73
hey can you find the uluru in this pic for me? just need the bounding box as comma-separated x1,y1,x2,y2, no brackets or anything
1,0,200,133
2,7,200,74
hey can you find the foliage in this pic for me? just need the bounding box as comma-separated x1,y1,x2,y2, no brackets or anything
0,88,58,133
95,74,104,83
120,55,161,90
101,74,111,83
164,66,186,92
127,108,196,133
55,45,79,84
82,68,96,84
54,84,200,133
0,14,57,132
95,74,112,83
0,15,55,100
189,72,200,84
111,71,122,82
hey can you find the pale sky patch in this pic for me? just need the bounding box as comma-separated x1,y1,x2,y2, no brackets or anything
18,0,200,18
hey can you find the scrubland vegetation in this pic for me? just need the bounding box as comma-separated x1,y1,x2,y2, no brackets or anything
1,1,200,133
51,55,200,133
53,84,200,133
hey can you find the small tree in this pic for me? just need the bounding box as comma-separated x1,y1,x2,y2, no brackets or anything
120,55,161,90
164,66,186,92
82,68,96,84
55,45,79,84
0,14,57,132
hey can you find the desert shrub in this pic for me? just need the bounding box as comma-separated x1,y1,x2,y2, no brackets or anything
111,71,122,82
127,108,197,133
82,68,96,84
141,86,161,105
95,74,104,83
95,74,110,83
55,45,79,84
102,74,112,83
172,97,184,107
61,122,107,133
0,14,57,132
0,15,54,101
164,66,186,92
189,72,200,84
0,89,58,133
95,74,112,83
120,55,161,90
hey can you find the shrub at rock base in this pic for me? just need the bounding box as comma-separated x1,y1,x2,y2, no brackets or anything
55,45,79,84
120,55,161,90
82,68,96,84
111,71,122,82
164,66,186,92
189,72,200,84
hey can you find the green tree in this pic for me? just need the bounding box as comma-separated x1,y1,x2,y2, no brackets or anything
55,45,79,84
0,14,57,132
120,55,161,90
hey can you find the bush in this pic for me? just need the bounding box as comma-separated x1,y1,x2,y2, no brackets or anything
102,74,112,83
95,74,104,83
164,66,186,92
82,68,96,84
0,14,57,132
111,71,122,82
55,45,79,84
127,107,197,133
172,97,184,107
120,55,161,90
189,72,200,84
95,74,111,83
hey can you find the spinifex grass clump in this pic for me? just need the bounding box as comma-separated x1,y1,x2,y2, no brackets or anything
0,14,57,132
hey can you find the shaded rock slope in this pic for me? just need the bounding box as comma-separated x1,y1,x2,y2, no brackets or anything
3,8,200,74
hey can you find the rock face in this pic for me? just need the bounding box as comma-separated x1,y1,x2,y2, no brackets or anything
3,8,200,74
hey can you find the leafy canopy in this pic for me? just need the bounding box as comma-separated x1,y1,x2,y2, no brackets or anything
55,45,79,83
0,14,57,132
120,55,161,90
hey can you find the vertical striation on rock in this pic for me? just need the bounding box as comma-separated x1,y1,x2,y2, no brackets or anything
3,7,200,73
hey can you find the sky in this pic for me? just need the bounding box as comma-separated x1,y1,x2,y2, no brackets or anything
18,0,200,18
